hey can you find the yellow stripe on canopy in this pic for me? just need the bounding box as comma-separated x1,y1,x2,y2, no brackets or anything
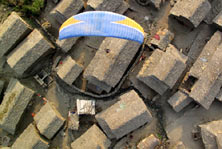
115,18,144,35
59,17,81,31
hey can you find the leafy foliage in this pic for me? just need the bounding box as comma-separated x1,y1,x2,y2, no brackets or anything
156,133,163,140
0,0,45,16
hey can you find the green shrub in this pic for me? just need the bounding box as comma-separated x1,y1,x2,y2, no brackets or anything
0,0,45,16
22,0,45,16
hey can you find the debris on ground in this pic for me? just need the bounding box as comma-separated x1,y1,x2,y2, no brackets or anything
149,28,174,51
68,112,79,130
137,134,160,149
76,99,95,115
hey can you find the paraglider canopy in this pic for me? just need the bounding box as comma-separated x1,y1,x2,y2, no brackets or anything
59,11,145,44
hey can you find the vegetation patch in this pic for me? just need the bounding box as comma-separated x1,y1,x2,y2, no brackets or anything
0,0,45,16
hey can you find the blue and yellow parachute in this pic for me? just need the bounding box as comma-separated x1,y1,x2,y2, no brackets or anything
59,11,145,44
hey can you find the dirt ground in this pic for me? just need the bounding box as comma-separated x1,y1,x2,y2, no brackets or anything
0,0,221,148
